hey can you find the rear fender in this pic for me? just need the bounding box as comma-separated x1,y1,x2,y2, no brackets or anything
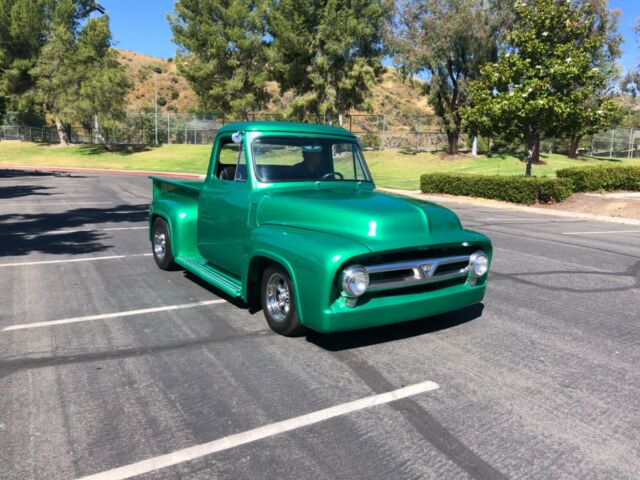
150,179,200,258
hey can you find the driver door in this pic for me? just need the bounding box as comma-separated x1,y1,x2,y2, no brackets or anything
197,136,249,276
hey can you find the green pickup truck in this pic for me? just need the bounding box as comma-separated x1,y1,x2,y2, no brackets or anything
149,122,492,336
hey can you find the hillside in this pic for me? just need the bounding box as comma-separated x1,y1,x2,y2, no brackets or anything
116,49,433,117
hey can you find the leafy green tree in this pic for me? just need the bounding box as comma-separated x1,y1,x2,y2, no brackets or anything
267,0,385,123
34,0,81,144
33,0,128,145
388,0,512,154
169,0,271,119
463,0,620,176
621,18,639,100
564,0,622,158
0,0,48,124
74,14,132,148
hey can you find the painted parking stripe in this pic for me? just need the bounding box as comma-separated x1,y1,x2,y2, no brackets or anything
0,226,148,237
0,253,152,268
76,380,440,480
0,201,113,207
562,229,640,235
2,299,226,331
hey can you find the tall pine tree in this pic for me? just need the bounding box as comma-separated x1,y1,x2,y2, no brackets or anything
35,1,129,145
267,0,385,123
169,0,271,119
0,0,48,124
75,14,131,148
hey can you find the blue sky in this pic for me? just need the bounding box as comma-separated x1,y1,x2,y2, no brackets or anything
102,0,639,73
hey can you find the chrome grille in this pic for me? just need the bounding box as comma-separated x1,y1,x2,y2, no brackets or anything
365,254,470,292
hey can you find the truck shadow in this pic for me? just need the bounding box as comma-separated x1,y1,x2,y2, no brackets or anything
306,303,484,351
0,203,148,257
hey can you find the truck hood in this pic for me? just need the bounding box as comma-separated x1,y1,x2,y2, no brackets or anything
256,186,464,251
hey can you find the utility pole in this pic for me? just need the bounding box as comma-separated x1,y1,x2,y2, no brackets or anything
153,67,162,145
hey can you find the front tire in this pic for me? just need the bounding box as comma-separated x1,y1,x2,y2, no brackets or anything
151,217,178,270
261,265,305,336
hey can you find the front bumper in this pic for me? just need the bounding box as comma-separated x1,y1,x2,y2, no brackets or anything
309,280,487,333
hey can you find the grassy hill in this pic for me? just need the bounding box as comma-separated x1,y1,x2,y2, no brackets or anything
116,49,433,117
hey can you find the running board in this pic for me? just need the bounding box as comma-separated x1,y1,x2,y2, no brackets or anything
176,256,242,297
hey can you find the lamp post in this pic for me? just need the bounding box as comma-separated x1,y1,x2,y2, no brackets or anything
153,67,162,145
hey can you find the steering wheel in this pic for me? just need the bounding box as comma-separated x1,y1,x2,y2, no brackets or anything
320,172,344,181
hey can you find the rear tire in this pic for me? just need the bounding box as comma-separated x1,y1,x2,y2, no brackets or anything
261,265,305,336
151,217,178,270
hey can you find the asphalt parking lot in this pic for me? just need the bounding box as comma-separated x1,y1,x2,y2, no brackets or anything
1,168,639,480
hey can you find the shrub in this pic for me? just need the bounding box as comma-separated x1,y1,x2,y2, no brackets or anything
555,165,640,192
420,173,574,205
156,97,167,107
361,132,382,149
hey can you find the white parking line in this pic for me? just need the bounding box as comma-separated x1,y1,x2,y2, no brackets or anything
48,226,148,234
0,253,152,268
562,229,640,235
0,226,148,237
2,299,226,331
0,201,113,207
76,380,440,480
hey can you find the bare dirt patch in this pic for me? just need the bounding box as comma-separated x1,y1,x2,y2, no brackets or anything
539,192,640,220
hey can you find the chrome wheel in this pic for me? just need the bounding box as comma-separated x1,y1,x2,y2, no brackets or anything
154,232,166,260
265,273,290,323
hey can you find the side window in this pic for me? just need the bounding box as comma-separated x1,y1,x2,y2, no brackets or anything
331,143,366,180
216,140,241,181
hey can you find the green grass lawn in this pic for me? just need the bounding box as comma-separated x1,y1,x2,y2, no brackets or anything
1,140,638,189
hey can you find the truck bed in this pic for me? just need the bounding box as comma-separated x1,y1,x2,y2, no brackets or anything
150,176,205,195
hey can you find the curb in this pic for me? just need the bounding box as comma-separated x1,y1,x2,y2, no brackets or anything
0,165,205,179
379,188,640,226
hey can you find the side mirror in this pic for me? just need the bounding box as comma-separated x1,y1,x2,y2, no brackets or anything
231,131,243,144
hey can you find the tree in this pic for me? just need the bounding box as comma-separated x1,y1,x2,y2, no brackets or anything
621,18,640,100
74,15,131,149
267,0,385,123
33,0,128,145
463,0,620,176
564,0,622,158
169,0,271,119
0,0,48,125
388,0,511,154
34,0,81,145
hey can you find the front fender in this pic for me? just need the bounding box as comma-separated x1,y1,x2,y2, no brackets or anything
244,226,371,332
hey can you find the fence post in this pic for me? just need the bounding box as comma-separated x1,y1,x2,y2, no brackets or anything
628,128,633,158
167,115,171,144
609,128,615,158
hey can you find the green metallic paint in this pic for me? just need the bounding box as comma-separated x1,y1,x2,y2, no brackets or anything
149,121,492,333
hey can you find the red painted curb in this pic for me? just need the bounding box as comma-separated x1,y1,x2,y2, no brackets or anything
0,165,204,179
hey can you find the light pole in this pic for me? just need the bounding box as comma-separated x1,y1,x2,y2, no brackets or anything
153,67,161,145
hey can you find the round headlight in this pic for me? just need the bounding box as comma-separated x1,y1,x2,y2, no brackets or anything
469,251,489,277
341,265,369,297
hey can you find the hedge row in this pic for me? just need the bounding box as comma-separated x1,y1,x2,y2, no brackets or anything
419,173,574,205
555,165,640,192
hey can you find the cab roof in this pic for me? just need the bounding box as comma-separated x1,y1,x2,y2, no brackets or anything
217,121,356,138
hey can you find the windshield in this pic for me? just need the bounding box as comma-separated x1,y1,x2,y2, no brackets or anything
252,136,372,183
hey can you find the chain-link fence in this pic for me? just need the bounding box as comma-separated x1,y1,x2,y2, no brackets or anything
0,112,463,151
5,112,635,157
589,127,640,158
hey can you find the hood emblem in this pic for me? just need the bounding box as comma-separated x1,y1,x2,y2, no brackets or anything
420,263,435,277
